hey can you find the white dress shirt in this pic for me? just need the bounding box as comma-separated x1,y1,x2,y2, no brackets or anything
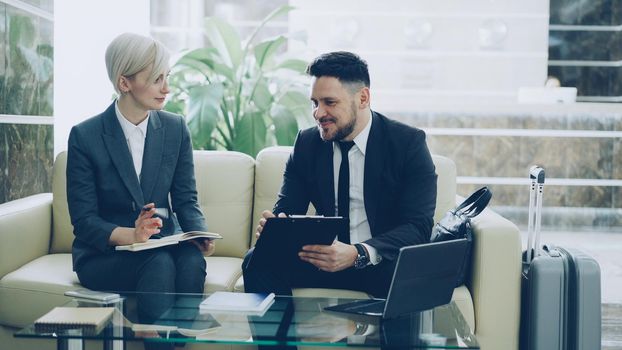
333,111,382,265
115,101,149,180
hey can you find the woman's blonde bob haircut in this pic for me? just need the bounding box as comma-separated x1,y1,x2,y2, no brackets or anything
105,32,170,94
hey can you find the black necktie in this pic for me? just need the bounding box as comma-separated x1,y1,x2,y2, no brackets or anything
337,141,355,244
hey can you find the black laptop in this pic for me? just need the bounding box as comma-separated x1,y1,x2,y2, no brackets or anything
324,239,469,319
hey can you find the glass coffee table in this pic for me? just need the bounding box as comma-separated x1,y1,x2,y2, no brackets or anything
15,292,478,349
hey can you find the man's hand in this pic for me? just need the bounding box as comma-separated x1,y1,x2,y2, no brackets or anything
255,210,287,239
299,241,358,272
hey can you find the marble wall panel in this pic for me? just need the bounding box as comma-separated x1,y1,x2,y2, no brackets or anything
614,118,622,180
18,0,53,13
522,113,567,129
549,30,622,61
613,117,622,210
1,3,6,112
519,136,566,182
567,112,616,131
428,113,476,129
392,112,429,128
37,16,53,116
565,185,613,208
550,0,621,25
565,138,613,179
474,136,521,177
427,135,476,176
0,123,53,203
402,110,622,231
4,5,53,116
549,66,621,98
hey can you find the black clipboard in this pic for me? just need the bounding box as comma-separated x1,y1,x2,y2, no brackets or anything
250,216,349,273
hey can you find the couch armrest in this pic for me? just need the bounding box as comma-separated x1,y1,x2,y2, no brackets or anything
0,193,53,278
467,205,522,350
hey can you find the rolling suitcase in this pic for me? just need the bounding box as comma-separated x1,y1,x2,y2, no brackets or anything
520,166,601,350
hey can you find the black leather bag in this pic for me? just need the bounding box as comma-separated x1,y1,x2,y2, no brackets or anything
430,186,492,286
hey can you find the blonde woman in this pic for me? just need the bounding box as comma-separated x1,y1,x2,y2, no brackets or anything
66,33,214,328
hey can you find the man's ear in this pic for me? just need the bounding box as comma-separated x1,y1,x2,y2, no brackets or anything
358,87,370,109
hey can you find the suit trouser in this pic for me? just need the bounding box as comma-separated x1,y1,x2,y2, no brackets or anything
242,246,395,298
77,242,206,349
242,247,395,350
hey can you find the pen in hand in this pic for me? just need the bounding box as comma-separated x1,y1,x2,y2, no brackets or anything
142,205,169,219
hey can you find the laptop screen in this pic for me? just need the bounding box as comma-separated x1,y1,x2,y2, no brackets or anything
382,239,469,318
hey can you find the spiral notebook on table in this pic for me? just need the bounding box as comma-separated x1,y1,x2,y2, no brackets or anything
34,307,114,334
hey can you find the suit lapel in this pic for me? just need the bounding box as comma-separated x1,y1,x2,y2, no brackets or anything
101,103,145,206
316,139,336,216
364,112,385,233
140,110,164,203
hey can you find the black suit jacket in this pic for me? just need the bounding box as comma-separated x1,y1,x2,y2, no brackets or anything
66,102,207,271
273,111,437,261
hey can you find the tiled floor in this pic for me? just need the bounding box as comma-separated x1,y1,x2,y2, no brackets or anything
522,231,622,349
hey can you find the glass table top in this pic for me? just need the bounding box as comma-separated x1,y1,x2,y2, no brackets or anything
15,292,478,349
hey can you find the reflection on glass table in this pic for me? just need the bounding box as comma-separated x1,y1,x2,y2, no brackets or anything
15,292,478,349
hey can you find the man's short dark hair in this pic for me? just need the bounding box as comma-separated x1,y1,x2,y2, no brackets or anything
306,51,370,88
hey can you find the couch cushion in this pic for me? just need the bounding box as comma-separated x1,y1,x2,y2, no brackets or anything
451,285,475,332
51,152,73,253
51,151,257,259
431,155,457,222
194,151,255,258
204,257,244,293
0,194,53,278
0,253,243,327
0,254,78,327
252,146,294,245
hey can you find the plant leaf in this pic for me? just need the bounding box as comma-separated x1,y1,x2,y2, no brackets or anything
275,59,309,73
277,91,314,128
163,100,185,115
245,5,294,50
254,36,287,69
271,105,299,146
251,78,273,112
233,110,268,157
186,84,224,149
205,17,243,69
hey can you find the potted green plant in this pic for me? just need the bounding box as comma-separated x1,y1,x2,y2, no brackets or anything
164,5,311,157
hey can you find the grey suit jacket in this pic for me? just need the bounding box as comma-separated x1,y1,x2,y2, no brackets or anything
66,102,207,271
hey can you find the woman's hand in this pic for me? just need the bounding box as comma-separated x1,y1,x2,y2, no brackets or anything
190,239,216,256
109,203,162,246
133,203,162,243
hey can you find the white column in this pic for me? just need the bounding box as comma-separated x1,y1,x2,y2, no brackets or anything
54,0,150,156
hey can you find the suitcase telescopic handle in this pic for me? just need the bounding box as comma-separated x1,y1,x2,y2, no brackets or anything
529,165,545,184
526,166,545,264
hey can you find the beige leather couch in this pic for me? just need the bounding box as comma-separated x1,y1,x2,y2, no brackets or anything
0,147,522,350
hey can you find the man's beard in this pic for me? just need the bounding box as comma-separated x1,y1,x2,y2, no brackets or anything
319,102,357,142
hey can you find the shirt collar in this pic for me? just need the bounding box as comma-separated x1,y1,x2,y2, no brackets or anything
352,110,372,156
332,110,372,156
115,100,149,138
